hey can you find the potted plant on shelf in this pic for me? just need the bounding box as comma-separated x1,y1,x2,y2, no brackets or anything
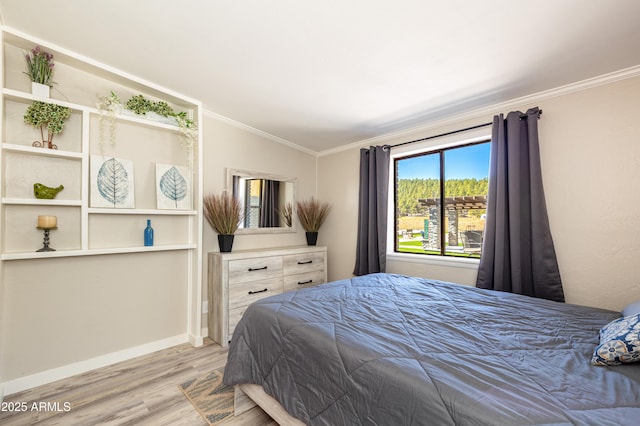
24,45,55,98
23,101,71,149
296,197,331,246
96,92,198,153
203,191,242,252
126,94,198,154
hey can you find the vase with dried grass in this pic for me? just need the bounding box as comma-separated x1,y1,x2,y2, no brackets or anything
296,197,331,246
203,191,242,252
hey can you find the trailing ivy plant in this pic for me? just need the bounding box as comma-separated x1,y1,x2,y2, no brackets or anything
96,92,198,156
173,111,197,154
96,91,122,147
125,94,197,153
24,101,71,148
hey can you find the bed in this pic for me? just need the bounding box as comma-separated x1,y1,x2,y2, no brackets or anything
223,273,640,425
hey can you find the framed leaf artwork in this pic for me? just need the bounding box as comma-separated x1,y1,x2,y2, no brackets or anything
155,163,191,210
90,155,135,208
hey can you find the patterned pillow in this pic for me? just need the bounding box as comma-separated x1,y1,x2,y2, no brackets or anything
592,314,640,366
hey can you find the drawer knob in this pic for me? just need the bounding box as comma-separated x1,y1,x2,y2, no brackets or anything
248,266,268,271
297,260,312,265
298,280,313,285
248,288,268,295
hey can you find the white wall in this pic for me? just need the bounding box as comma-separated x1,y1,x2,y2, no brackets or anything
0,111,317,392
1,252,188,382
318,74,640,312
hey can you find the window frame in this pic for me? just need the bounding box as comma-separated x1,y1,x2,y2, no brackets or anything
389,134,491,261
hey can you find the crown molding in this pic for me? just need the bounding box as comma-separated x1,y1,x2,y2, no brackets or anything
203,109,317,156
317,65,640,157
203,64,640,158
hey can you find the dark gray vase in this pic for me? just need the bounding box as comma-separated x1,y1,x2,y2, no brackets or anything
218,234,234,252
305,231,318,246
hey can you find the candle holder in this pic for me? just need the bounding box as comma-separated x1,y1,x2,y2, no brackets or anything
36,215,57,252
36,227,56,252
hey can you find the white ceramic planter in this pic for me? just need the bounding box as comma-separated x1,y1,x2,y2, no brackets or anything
31,82,50,99
121,109,179,126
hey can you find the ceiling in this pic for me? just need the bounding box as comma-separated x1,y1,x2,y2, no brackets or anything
1,0,640,153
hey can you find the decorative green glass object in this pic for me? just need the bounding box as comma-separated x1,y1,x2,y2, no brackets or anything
33,183,64,199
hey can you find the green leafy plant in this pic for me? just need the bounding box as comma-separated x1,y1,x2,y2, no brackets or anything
296,197,331,232
173,110,195,129
153,100,173,116
125,94,154,115
96,92,198,152
125,94,197,150
203,192,242,235
24,101,71,148
24,45,55,86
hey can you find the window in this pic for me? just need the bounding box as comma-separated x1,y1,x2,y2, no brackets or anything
243,178,262,228
394,140,490,258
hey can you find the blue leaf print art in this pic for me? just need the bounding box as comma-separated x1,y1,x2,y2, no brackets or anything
159,166,188,208
96,157,131,207
89,155,134,208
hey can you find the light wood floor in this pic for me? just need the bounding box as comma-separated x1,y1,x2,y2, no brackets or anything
0,339,277,426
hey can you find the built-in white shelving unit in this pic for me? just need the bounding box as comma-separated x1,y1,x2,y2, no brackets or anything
0,27,204,347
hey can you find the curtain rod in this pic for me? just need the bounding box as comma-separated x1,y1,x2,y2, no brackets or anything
385,109,542,150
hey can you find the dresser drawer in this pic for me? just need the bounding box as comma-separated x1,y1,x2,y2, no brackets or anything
283,251,325,275
229,277,283,311
208,247,326,347
228,256,283,284
228,277,282,338
283,270,326,292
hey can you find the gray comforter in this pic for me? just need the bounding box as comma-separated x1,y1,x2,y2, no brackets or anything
224,273,640,425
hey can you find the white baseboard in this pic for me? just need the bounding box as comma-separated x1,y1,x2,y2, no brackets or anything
1,333,188,396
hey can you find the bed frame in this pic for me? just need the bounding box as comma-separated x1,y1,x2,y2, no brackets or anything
234,384,304,425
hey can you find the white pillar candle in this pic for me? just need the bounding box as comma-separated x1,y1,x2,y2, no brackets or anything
37,215,57,228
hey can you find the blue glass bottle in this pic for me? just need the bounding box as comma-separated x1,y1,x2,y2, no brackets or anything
144,219,154,246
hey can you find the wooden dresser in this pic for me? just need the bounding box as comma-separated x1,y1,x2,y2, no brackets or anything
208,245,327,346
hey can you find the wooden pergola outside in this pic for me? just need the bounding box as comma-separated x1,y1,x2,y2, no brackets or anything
417,195,487,251
418,195,488,211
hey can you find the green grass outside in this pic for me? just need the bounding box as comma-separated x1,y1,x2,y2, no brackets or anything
397,239,480,258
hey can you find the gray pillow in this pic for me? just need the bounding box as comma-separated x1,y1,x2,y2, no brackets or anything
622,301,640,317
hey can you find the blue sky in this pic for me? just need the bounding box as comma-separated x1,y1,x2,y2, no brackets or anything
397,143,490,180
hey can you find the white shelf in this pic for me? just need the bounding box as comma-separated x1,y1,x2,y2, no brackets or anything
2,87,91,112
103,110,182,133
1,143,83,159
1,244,197,260
88,208,197,215
3,87,183,133
2,198,82,206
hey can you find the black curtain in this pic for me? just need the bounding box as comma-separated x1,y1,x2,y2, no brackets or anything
353,145,390,276
259,179,280,227
476,107,564,302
